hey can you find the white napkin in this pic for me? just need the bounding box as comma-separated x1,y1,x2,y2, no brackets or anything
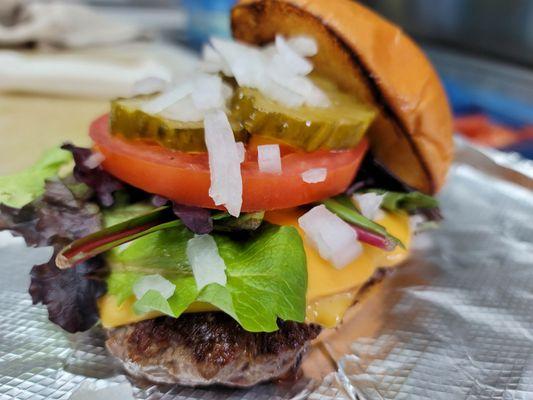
0,2,200,99
0,41,201,99
0,1,142,48
0,50,175,99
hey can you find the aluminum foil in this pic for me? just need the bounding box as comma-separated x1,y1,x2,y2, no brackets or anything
1,139,533,400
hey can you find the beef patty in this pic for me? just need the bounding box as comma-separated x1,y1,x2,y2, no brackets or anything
106,312,321,387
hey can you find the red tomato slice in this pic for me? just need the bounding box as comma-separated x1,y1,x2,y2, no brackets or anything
90,115,368,211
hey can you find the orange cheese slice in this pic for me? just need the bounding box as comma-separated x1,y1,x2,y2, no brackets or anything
99,209,411,329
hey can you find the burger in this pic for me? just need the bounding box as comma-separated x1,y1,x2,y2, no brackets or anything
0,0,452,388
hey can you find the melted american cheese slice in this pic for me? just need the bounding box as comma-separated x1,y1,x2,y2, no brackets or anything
99,209,411,329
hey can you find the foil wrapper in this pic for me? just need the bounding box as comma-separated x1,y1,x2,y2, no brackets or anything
1,139,533,399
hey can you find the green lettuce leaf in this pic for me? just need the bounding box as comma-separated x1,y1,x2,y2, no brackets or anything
212,211,265,232
103,202,155,227
323,195,404,249
0,147,72,208
134,289,174,315
105,223,307,332
379,191,439,212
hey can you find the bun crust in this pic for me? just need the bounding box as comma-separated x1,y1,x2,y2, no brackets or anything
232,0,453,193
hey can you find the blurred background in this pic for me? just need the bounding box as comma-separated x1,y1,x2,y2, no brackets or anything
1,0,532,175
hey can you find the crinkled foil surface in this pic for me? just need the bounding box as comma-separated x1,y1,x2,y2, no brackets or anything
1,139,533,400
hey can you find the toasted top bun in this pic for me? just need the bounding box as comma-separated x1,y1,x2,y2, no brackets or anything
232,0,453,194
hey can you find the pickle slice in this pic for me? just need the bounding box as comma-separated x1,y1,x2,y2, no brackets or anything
110,96,246,152
231,76,377,151
111,76,376,152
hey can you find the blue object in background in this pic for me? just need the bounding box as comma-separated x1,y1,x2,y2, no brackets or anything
504,141,533,160
443,77,533,128
428,49,533,159
443,76,533,159
428,48,533,126
182,0,235,49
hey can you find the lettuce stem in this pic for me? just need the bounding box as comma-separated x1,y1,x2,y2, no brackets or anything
350,224,396,251
56,206,179,269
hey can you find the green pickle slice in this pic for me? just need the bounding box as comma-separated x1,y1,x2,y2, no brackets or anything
231,76,377,151
110,96,246,152
110,76,376,152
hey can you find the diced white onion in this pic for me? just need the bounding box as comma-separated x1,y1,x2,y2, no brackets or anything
160,96,204,122
70,382,134,400
301,168,327,183
82,152,105,169
353,192,385,221
261,43,277,58
199,60,222,74
210,37,264,87
141,82,193,114
186,234,227,291
132,274,176,300
131,76,169,97
200,43,232,75
141,35,326,120
275,35,313,75
202,43,223,64
191,74,225,111
260,77,306,108
207,35,328,108
154,74,233,122
221,81,233,100
298,205,362,269
257,144,282,174
236,141,246,163
266,67,329,107
287,36,318,57
204,109,242,216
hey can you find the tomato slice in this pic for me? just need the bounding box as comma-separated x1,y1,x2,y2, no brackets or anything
90,115,368,211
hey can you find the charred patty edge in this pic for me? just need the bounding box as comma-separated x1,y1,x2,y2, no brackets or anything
106,312,321,387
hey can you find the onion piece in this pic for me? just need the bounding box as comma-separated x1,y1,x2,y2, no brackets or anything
302,168,327,183
186,234,227,290
210,37,264,87
131,76,168,96
353,192,385,221
209,36,329,108
160,75,232,122
275,35,313,75
132,274,176,300
267,70,329,107
236,141,246,163
298,205,362,269
191,73,226,111
260,77,306,108
199,61,221,74
257,144,282,174
200,43,232,75
266,44,328,107
287,36,318,57
202,43,222,63
82,151,105,169
141,82,193,114
221,81,233,100
204,109,242,216
160,96,204,122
